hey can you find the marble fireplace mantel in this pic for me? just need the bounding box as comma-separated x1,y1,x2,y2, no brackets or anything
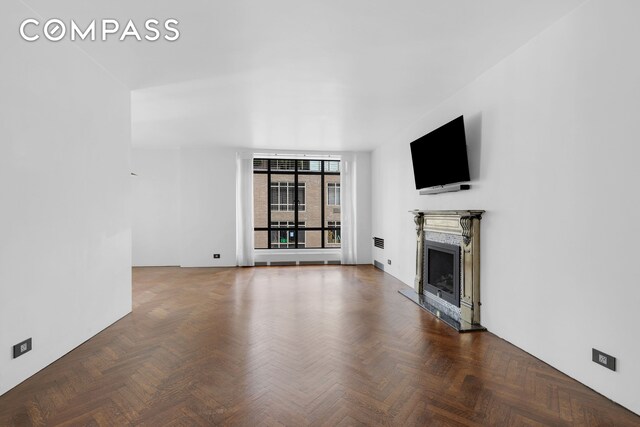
400,210,486,332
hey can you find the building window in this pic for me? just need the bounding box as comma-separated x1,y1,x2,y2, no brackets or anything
327,183,340,206
327,221,341,245
270,221,305,248
253,158,341,249
270,182,305,211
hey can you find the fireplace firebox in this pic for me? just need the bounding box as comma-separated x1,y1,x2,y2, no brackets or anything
424,241,460,307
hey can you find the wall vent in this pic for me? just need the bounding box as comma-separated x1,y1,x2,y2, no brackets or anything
255,261,268,266
327,260,341,265
373,237,384,249
270,261,297,266
374,260,385,271
299,260,326,265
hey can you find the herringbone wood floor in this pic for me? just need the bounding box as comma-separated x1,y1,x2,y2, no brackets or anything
1,266,637,426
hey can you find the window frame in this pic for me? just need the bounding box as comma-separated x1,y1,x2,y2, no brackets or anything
254,158,340,249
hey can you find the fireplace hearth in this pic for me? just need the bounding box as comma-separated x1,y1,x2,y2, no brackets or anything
399,210,486,332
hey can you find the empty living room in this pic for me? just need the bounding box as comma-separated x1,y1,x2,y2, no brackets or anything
2,0,640,425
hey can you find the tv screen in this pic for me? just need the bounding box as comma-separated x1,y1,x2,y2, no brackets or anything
410,115,470,190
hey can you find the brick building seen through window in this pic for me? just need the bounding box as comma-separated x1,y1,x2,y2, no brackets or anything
253,158,341,249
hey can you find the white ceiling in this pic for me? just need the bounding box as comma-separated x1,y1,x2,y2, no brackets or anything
23,0,586,151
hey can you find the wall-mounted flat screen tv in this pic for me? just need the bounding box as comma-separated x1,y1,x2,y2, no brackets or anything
410,115,470,190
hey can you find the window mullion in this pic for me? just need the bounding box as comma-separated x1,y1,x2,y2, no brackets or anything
294,161,299,248
267,159,272,249
321,161,326,248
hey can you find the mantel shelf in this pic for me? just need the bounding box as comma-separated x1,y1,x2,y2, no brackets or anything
409,210,485,218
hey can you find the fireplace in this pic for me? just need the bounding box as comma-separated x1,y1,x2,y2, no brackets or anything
399,210,485,332
424,241,460,307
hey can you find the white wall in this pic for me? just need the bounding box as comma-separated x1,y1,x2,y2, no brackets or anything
371,0,640,414
131,146,238,268
132,148,372,267
132,148,181,266
0,1,131,395
180,147,238,267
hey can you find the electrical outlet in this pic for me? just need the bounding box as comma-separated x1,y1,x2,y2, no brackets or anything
387,259,391,265
213,253,221,259
13,338,32,358
592,348,616,371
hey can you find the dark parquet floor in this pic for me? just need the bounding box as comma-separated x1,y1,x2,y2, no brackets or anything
0,266,638,426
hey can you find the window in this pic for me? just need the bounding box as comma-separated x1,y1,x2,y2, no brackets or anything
327,221,341,245
253,158,341,249
327,183,340,206
270,182,305,211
